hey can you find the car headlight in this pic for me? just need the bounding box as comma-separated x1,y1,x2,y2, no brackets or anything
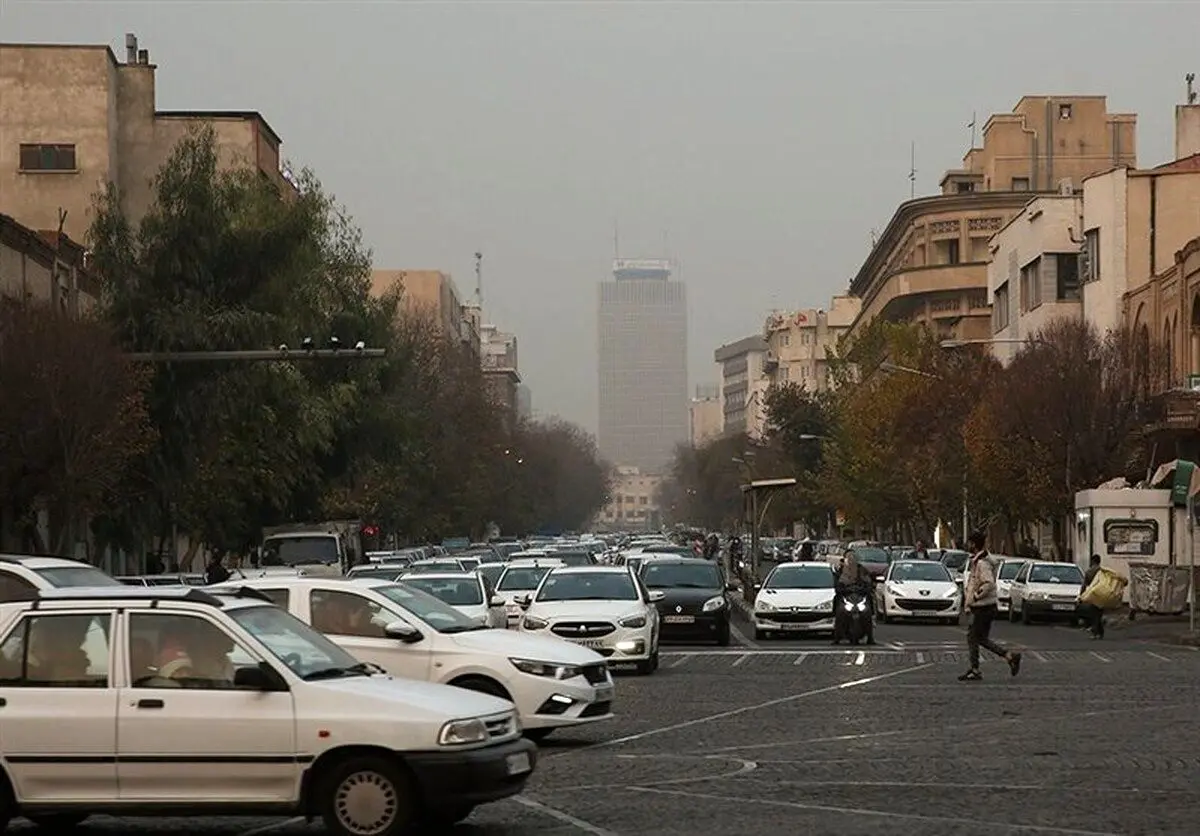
820,597,835,610
886,583,902,596
702,596,726,612
756,598,775,612
854,600,867,612
1028,591,1047,601
619,615,647,628
510,658,583,680
522,615,548,630
438,718,489,746
943,587,960,598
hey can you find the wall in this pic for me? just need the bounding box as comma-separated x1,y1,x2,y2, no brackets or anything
1081,167,1129,335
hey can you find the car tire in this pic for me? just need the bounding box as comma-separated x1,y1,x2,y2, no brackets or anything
319,755,415,836
26,813,88,829
450,675,511,702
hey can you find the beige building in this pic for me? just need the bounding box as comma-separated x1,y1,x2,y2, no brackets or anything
0,35,293,243
0,212,99,315
763,295,861,389
714,335,770,439
688,384,722,447
370,269,481,358
480,324,521,417
594,466,662,532
846,96,1137,347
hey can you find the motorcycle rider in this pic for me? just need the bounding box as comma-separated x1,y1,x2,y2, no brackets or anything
703,533,720,561
833,552,876,645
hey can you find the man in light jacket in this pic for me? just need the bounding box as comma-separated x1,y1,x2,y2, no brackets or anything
959,530,1022,682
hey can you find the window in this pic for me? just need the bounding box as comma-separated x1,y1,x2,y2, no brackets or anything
993,281,1010,331
0,613,111,687
1020,258,1043,311
1055,253,1081,301
935,238,960,265
1082,229,1100,282
0,573,37,604
18,143,77,172
1011,177,1030,192
1059,103,1073,120
129,613,256,690
956,181,974,193
309,589,392,638
259,588,290,608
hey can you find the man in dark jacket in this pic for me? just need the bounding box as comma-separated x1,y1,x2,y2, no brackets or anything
205,554,231,586
1080,554,1105,639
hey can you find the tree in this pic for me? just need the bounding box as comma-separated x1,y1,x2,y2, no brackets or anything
762,382,834,532
658,433,760,531
0,303,153,553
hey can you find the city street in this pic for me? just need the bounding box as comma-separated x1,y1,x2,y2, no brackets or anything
11,613,1200,835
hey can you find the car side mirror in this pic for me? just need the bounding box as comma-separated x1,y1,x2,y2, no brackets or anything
489,595,505,607
754,582,763,590
648,590,666,602
234,662,286,691
515,594,532,608
384,621,423,643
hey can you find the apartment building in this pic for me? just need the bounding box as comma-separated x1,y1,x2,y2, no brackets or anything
688,384,722,447
370,269,481,359
0,35,293,242
762,295,861,390
714,335,769,439
845,96,1137,347
593,466,662,532
480,324,521,417
0,212,98,315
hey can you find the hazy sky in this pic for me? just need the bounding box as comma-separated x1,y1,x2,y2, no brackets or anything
3,1,1190,432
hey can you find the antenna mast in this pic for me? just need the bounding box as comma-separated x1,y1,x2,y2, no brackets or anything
1188,73,1197,105
968,112,977,150
909,141,916,199
613,220,620,259
473,251,483,307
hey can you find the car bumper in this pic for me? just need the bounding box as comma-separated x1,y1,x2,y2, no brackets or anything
884,596,960,619
522,677,615,730
405,737,537,807
1023,600,1080,618
527,624,655,662
753,612,835,632
997,595,1011,612
658,608,729,640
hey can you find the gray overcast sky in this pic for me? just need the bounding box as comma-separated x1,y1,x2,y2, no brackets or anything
3,1,1189,432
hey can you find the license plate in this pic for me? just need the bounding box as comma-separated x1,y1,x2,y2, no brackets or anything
1052,603,1075,611
506,752,531,775
570,639,606,649
664,615,694,624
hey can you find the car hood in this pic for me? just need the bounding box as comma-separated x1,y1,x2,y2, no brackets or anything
447,626,605,664
527,600,644,622
311,673,513,720
649,587,723,605
885,580,957,596
755,587,836,608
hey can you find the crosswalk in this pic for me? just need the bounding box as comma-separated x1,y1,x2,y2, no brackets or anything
652,645,1198,670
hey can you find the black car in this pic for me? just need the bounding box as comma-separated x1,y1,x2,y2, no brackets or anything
639,557,736,646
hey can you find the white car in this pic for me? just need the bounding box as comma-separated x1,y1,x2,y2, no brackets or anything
495,560,563,626
516,566,662,675
0,554,124,601
876,559,962,625
215,577,614,739
1008,560,1085,624
0,585,534,833
400,571,507,628
994,557,1028,613
752,561,837,639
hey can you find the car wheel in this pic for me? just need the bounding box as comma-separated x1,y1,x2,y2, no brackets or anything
26,813,88,829
450,675,511,702
319,755,415,836
754,628,767,640
1021,606,1033,625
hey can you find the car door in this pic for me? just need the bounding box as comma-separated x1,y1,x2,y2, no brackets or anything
0,610,118,803
116,610,298,802
1009,563,1031,612
480,575,506,629
303,587,433,682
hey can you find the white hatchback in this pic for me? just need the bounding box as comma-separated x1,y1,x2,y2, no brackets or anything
215,577,614,739
516,566,662,675
1008,560,1085,624
752,561,837,639
876,559,962,625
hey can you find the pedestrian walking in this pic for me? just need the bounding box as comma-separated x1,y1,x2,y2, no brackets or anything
959,530,1022,682
1080,554,1105,639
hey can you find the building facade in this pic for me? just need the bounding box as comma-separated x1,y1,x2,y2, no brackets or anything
593,466,662,532
0,35,293,242
688,384,722,447
762,295,861,389
516,384,532,419
597,259,688,473
480,324,521,417
845,96,1137,347
370,269,481,359
714,335,769,439
0,212,99,315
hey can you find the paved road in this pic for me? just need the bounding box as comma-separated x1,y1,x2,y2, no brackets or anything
13,612,1200,834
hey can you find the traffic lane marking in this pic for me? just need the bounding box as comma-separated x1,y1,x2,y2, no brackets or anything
238,819,305,836
512,796,617,836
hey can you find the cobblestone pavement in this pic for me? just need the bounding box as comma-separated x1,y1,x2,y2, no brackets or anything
13,614,1199,834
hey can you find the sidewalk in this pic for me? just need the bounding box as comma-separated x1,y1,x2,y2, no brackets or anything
1101,609,1200,646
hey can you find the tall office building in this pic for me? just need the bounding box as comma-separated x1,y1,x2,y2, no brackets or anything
597,258,688,473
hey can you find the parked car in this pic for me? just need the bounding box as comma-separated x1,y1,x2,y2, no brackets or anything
399,571,507,628
1007,560,1085,623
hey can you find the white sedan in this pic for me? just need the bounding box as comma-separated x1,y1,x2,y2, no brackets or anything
876,559,962,625
516,566,663,675
399,571,507,628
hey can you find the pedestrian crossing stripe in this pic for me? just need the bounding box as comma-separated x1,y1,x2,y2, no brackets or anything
654,647,1193,661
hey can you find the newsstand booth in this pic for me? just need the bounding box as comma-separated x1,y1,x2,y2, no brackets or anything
1075,461,1200,615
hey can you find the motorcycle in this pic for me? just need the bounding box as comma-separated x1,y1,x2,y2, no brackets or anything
833,589,872,646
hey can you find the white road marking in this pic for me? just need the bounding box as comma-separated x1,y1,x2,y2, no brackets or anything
1031,650,1047,662
513,796,618,836
916,652,926,664
238,819,305,836
628,787,1121,835
792,653,808,665
1147,651,1172,661
1090,651,1111,663
571,662,931,751
668,655,691,668
731,654,750,667
851,651,866,666
886,641,905,650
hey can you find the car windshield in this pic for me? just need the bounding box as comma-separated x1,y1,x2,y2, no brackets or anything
940,551,970,570
890,562,952,582
766,565,834,590
497,566,552,591
998,561,1025,580
378,583,484,633
262,536,339,567
1029,564,1084,584
536,572,639,602
399,576,483,606
642,562,722,589
407,561,463,574
478,564,505,587
348,567,403,580
228,603,363,679
38,566,124,587
851,547,889,565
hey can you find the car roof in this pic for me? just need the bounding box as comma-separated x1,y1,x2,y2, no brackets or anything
548,565,629,575
399,571,477,581
6,585,272,609
0,554,99,569
1028,560,1075,568
890,558,943,565
772,561,832,569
